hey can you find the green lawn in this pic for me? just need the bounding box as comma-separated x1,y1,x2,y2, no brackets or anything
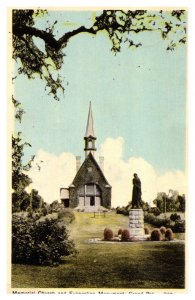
12,211,185,289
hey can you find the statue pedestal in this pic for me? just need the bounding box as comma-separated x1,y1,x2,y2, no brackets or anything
129,209,144,236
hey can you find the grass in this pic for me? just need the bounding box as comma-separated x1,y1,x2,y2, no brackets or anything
12,211,185,289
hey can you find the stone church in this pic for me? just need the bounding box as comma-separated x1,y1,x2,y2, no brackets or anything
60,102,112,211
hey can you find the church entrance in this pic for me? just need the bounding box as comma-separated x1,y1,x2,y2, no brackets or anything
90,196,95,206
78,184,102,207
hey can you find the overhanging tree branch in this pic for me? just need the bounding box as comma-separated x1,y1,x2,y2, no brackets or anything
13,24,98,51
12,9,187,100
13,25,61,50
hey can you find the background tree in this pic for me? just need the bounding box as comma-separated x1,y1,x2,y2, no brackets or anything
12,98,35,212
153,192,167,213
153,190,185,213
168,189,180,211
12,132,44,212
12,131,32,212
141,201,150,212
178,194,185,212
12,9,186,100
31,189,44,211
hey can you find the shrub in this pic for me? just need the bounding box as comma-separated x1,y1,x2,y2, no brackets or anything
151,229,162,241
58,208,75,224
144,227,150,235
104,228,114,241
50,200,62,212
160,226,166,235
40,202,52,215
152,207,161,216
165,228,174,240
116,207,129,216
118,228,123,235
144,213,170,228
173,220,185,233
144,213,156,224
12,213,76,265
121,229,130,242
170,213,181,222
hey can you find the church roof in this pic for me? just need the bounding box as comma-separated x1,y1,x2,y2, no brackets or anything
72,152,111,186
85,101,95,138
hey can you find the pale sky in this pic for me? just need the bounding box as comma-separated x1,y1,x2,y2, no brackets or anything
14,10,187,205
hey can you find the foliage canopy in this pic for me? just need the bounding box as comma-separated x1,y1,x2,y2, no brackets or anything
12,9,187,100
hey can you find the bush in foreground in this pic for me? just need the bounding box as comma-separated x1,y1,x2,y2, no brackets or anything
118,228,123,235
160,226,166,235
144,227,150,234
165,228,174,240
12,213,76,265
104,228,114,241
121,229,130,241
151,229,162,241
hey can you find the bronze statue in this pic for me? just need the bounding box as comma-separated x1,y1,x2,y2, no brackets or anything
131,173,142,209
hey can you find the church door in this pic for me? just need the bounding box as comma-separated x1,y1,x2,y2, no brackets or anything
90,196,95,206
78,184,102,207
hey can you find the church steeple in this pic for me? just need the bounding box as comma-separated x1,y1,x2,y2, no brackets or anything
85,101,95,138
84,102,96,157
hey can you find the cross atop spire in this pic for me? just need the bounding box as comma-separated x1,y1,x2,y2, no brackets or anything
85,101,95,138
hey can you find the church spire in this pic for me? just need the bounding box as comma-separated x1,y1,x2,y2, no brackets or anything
85,101,95,138
84,102,96,157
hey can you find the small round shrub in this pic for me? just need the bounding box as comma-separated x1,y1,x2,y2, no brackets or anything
144,227,150,234
165,228,174,240
151,229,162,241
160,226,166,235
118,228,123,235
121,229,130,242
104,228,114,241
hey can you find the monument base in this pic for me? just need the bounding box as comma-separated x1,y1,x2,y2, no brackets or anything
129,209,144,236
